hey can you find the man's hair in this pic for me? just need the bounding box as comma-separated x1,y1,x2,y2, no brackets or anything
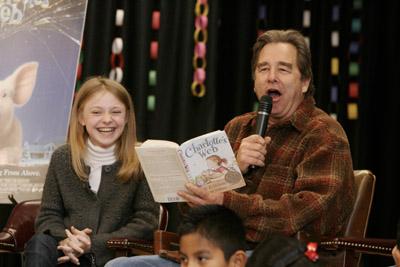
251,29,315,97
179,205,246,261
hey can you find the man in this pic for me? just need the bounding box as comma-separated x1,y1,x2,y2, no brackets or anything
105,29,355,266
179,29,354,240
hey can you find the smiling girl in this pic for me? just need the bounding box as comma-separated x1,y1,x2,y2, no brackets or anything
24,77,159,267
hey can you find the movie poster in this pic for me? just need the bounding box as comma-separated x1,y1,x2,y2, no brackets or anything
0,0,88,203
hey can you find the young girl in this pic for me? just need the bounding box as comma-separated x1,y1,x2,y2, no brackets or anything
24,77,159,267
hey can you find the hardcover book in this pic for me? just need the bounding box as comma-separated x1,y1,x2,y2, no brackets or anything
135,130,245,203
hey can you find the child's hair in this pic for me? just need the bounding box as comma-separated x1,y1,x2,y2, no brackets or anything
206,155,228,166
69,76,141,183
178,204,246,262
245,235,325,267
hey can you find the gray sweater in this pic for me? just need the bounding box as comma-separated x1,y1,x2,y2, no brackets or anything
35,144,159,266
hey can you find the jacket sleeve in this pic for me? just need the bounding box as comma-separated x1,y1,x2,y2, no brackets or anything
34,150,68,241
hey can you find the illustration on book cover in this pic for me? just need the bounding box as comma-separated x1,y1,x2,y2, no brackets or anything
177,131,244,193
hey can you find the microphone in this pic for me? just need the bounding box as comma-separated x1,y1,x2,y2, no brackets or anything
249,95,273,171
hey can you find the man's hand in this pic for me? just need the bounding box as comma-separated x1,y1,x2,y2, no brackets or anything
178,183,224,207
236,134,271,174
57,227,92,265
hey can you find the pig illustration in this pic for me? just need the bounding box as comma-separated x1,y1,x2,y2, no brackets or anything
0,62,38,165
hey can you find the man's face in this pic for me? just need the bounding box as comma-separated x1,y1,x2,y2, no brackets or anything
254,42,310,124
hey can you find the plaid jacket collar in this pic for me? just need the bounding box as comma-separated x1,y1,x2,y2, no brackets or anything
250,96,316,133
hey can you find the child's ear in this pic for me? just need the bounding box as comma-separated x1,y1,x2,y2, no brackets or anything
228,250,247,267
78,113,85,126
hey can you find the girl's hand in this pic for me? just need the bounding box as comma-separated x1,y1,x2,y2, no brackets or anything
57,227,92,265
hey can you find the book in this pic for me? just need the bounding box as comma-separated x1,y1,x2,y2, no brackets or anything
135,130,245,203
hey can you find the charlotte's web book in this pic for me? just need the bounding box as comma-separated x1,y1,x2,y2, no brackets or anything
135,130,245,203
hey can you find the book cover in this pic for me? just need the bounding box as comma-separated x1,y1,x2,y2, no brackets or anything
178,130,245,193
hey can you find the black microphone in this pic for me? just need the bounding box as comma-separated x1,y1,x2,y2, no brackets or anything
249,95,273,171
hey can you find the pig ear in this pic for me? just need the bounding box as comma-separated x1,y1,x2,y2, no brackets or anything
12,62,39,105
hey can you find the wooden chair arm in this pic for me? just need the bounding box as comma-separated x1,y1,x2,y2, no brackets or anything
319,236,396,256
296,230,396,257
106,230,180,258
154,230,179,255
106,238,154,257
105,204,171,258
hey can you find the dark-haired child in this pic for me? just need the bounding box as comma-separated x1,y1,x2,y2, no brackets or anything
178,204,247,267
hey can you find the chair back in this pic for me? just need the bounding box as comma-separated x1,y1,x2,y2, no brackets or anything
159,204,168,231
0,199,41,253
344,170,376,237
317,170,377,267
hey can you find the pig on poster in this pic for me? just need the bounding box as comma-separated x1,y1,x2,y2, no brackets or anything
0,0,88,203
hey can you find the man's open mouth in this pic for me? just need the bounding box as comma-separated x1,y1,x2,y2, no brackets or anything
267,89,281,100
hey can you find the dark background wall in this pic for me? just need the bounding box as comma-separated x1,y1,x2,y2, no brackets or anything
1,0,399,266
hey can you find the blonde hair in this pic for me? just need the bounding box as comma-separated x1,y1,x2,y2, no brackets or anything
69,77,141,183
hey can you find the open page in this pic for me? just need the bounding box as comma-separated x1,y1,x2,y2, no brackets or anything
178,130,245,193
135,144,188,203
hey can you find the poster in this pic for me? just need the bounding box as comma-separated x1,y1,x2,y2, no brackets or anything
0,0,88,203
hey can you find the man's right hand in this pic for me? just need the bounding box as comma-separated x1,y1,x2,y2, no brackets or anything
236,134,271,174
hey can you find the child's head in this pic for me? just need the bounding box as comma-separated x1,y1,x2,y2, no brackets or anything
71,76,136,147
69,77,140,182
245,235,325,267
206,155,227,168
178,205,247,267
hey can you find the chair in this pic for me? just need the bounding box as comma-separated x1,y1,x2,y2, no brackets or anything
129,170,396,266
0,199,169,258
106,205,169,257
296,170,395,266
0,199,41,253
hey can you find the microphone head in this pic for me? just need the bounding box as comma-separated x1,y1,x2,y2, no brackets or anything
258,95,273,114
